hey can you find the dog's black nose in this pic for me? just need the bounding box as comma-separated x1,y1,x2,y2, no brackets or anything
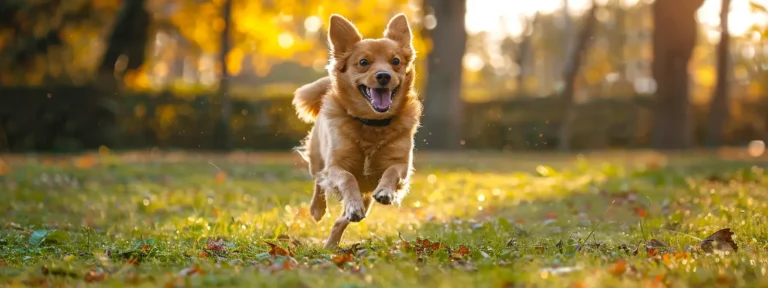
375,72,391,86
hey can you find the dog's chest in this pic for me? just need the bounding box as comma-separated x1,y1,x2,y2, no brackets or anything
355,129,390,179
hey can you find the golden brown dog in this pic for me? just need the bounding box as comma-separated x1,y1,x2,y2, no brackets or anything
292,13,422,249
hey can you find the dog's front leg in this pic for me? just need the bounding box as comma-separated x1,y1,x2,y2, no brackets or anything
373,163,410,205
322,166,366,222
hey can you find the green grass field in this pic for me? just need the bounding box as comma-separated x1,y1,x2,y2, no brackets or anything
1,149,767,287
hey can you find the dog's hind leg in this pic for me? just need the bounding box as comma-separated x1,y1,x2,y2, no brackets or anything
323,196,372,249
324,215,348,249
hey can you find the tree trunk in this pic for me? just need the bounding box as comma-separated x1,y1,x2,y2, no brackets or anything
515,14,538,94
90,0,150,149
214,0,233,150
99,0,149,76
651,0,704,150
420,0,467,150
706,0,731,147
557,1,597,152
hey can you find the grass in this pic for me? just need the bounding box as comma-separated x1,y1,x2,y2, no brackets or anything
0,149,767,287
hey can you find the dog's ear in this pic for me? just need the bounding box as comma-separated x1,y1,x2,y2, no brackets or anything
328,14,362,58
384,13,412,47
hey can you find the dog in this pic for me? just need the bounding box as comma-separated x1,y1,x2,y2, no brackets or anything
291,13,423,249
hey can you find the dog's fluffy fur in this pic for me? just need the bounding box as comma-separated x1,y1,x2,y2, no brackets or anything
292,13,422,248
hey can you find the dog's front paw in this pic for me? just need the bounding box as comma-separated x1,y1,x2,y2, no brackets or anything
373,187,396,205
344,200,366,222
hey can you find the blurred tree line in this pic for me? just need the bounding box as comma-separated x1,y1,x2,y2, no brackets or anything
0,0,767,152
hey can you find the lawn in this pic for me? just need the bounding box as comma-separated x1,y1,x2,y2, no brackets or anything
0,149,767,287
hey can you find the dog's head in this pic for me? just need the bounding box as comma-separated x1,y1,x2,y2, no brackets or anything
327,14,416,118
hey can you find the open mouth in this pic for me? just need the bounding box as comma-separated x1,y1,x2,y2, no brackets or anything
358,84,398,113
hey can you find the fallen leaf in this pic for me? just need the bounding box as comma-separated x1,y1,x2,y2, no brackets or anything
645,239,669,258
204,237,226,254
398,232,412,250
634,207,647,218
215,171,227,184
609,259,627,275
546,212,558,219
698,228,738,253
618,243,639,256
259,257,297,274
178,264,205,276
332,253,353,267
450,245,471,259
29,230,70,246
571,281,587,288
414,238,446,256
75,155,96,169
649,275,665,288
125,272,141,285
277,234,303,248
264,241,294,257
0,158,9,175
716,273,733,285
84,270,106,283
127,259,140,266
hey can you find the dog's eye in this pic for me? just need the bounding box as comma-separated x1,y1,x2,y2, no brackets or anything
359,59,369,66
391,58,400,65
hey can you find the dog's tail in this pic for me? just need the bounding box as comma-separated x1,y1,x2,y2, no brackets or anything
292,76,331,123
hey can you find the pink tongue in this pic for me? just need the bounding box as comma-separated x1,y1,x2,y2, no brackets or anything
369,88,392,110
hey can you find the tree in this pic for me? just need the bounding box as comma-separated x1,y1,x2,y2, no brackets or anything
213,0,234,150
705,0,732,147
651,0,705,150
420,0,467,150
557,1,598,151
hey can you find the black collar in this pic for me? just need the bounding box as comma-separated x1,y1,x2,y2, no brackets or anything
354,116,393,127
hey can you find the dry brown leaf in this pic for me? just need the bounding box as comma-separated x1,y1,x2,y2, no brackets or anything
276,234,303,248
450,245,471,259
571,281,587,288
698,228,738,253
634,207,647,218
84,270,106,283
649,275,666,288
215,171,227,184
75,155,96,169
178,264,205,276
205,237,226,253
259,258,297,274
609,259,627,276
645,239,668,258
618,243,639,256
264,241,294,257
332,253,353,267
0,158,9,175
